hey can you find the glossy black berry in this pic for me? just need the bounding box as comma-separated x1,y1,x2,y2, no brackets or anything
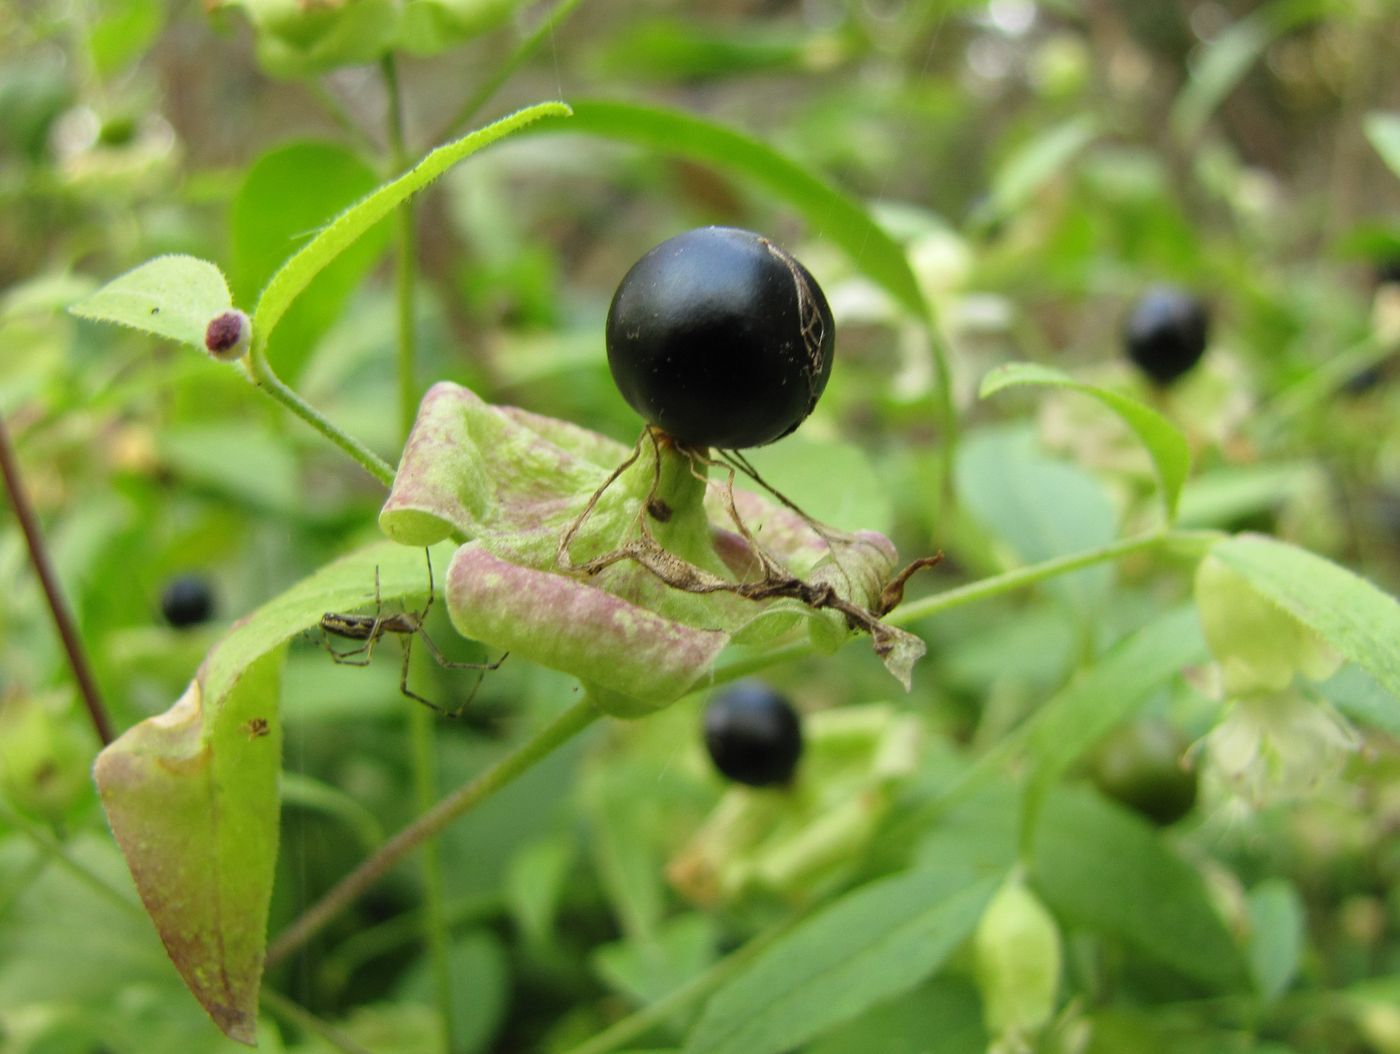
606,226,836,449
161,575,216,629
1089,717,1197,826
1123,287,1210,386
703,681,803,787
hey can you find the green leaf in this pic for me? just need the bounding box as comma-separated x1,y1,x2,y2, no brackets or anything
70,255,232,350
1248,879,1304,1001
230,141,387,380
980,362,1192,521
1032,789,1246,990
1365,112,1400,180
523,99,930,322
989,115,1097,218
684,869,1000,1054
93,540,456,1044
94,650,283,1045
1171,0,1331,141
955,427,1116,617
1022,606,1208,846
1210,534,1400,705
806,977,987,1054
253,101,571,351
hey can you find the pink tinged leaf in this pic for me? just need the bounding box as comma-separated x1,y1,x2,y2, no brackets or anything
93,649,284,1046
446,544,729,716
380,382,619,547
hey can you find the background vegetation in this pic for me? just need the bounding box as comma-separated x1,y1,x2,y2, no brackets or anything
2,0,1400,1052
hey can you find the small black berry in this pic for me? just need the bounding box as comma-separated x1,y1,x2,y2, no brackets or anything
703,681,803,787
161,575,216,629
1377,259,1400,287
606,227,836,449
1123,287,1210,386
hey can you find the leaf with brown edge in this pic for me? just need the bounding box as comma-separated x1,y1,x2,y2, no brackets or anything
93,540,458,1043
94,652,282,1045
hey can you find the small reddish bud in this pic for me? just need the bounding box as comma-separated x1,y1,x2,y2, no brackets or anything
204,309,251,362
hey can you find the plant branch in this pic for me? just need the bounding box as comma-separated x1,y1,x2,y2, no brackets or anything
382,53,420,440
266,697,600,968
711,529,1222,685
243,354,396,487
0,412,115,745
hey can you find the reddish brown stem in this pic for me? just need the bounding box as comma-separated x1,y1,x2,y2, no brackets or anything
0,412,115,745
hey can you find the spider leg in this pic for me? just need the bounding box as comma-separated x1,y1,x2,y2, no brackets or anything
413,626,509,672
395,633,457,717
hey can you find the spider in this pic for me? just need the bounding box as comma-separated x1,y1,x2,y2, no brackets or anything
319,549,506,717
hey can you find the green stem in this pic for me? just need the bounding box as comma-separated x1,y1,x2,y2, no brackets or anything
383,53,449,1052
244,353,396,487
713,530,1221,685
561,910,804,1054
885,529,1220,627
436,0,586,142
409,703,455,1054
383,53,420,438
266,698,601,968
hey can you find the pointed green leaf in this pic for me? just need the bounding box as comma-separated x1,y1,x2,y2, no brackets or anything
683,869,1000,1054
522,100,930,322
981,362,1192,521
1032,788,1247,990
1022,606,1207,846
253,101,571,347
94,540,456,1043
70,255,232,349
989,115,1097,218
1365,112,1400,180
1211,534,1400,706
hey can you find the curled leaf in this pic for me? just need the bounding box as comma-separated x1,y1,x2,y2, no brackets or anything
382,382,927,710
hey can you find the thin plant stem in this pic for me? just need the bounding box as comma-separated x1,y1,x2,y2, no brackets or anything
383,52,450,1053
409,703,454,1054
561,909,805,1054
711,529,1221,686
884,529,1221,627
260,988,378,1054
0,411,115,745
267,697,601,968
437,0,586,142
382,53,420,437
244,354,396,487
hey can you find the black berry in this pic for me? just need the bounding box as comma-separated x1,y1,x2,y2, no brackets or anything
1089,717,1197,826
1377,259,1400,287
1123,287,1210,386
606,227,835,449
703,681,803,787
161,575,216,629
